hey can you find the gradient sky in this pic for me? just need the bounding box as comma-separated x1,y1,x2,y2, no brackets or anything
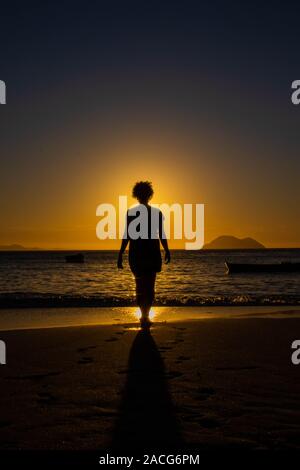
1,0,300,248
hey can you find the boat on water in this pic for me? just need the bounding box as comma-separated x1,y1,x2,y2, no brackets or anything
225,261,300,274
65,253,85,263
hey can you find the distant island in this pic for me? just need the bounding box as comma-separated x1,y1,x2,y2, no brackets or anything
203,236,265,249
0,238,266,251
0,244,40,251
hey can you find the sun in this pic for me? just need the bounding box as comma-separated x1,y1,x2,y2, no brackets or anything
134,308,155,321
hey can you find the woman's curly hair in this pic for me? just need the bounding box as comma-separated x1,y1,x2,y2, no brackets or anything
132,181,154,202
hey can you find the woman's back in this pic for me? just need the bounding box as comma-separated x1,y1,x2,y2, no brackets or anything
127,204,163,274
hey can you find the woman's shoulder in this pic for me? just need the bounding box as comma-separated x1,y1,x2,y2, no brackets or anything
150,205,161,213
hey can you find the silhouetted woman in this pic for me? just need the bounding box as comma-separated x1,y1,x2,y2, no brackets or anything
117,181,170,327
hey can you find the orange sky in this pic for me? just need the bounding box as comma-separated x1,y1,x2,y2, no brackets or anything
2,132,299,249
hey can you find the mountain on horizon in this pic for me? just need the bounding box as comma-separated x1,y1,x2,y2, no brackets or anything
203,235,265,249
0,244,40,251
0,238,266,251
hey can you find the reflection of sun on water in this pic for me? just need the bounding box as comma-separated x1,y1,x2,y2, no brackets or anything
134,308,156,321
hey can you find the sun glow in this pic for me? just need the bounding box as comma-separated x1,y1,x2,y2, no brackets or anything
134,308,156,321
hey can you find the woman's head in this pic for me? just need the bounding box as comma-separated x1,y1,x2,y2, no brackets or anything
132,181,153,204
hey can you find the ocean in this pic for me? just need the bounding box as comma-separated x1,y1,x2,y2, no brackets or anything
0,249,299,307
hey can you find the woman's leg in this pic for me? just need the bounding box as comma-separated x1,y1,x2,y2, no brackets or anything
135,275,146,316
146,273,156,312
135,273,156,319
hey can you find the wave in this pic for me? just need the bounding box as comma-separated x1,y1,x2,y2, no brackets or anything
1,292,300,308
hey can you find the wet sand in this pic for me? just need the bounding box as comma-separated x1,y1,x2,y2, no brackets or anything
0,309,300,451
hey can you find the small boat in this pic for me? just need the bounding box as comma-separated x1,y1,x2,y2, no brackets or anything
65,253,85,263
225,261,300,274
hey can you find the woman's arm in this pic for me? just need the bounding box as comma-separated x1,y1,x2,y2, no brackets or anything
159,211,170,264
117,213,129,269
117,238,129,269
160,237,170,264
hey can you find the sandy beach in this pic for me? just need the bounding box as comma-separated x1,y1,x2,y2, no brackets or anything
1,307,300,452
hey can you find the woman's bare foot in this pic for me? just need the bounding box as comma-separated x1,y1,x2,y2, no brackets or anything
140,317,152,329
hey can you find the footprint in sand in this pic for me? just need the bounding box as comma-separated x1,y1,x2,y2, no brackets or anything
197,386,216,400
105,337,118,342
77,356,94,365
36,392,57,404
159,346,173,351
77,346,97,353
199,416,220,428
173,338,184,344
167,370,183,379
175,355,191,364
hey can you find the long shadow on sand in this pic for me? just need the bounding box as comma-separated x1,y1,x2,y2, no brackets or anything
112,328,183,451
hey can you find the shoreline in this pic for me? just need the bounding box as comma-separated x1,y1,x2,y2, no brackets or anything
0,305,300,332
1,296,300,309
